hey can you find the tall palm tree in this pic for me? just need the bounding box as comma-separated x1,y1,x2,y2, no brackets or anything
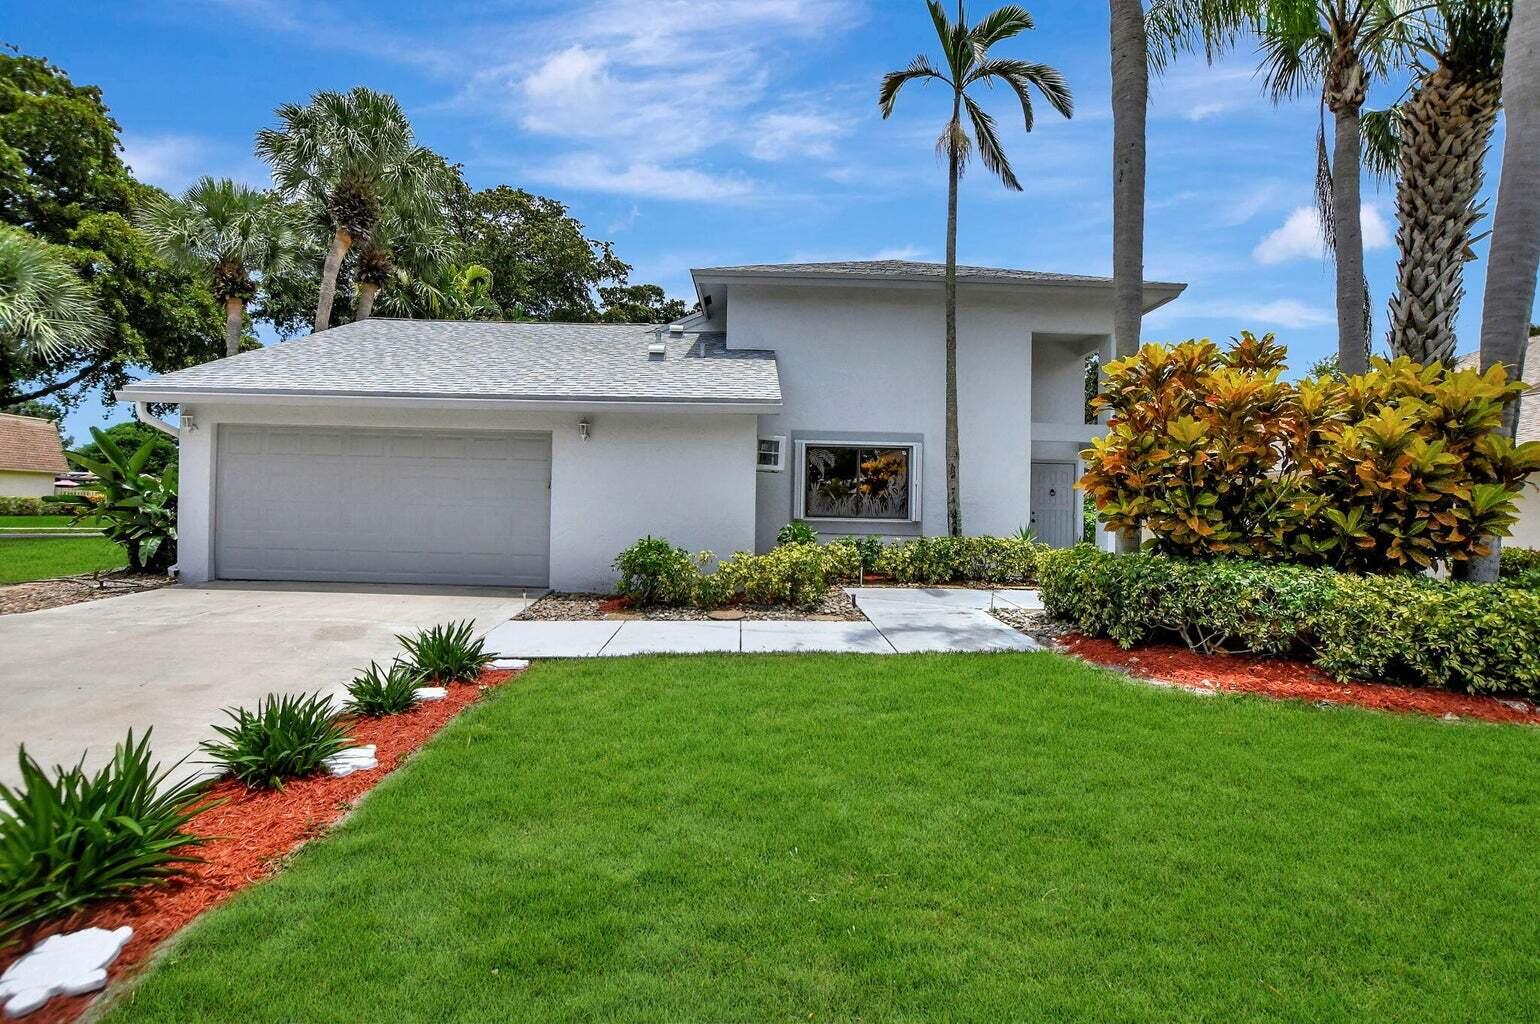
1109,0,1148,374
0,225,106,377
136,177,296,357
255,87,444,333
880,0,1073,536
1384,0,1511,365
351,210,457,321
377,262,503,322
1470,0,1539,582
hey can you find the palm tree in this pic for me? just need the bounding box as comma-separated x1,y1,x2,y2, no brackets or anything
136,177,296,357
351,210,457,321
1469,0,1539,582
376,263,503,321
1109,0,1148,374
1383,0,1511,365
255,87,445,332
0,225,106,377
880,0,1073,536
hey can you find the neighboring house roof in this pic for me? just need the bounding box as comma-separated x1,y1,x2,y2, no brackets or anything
690,260,1187,313
118,320,782,409
1455,334,1540,443
0,412,69,475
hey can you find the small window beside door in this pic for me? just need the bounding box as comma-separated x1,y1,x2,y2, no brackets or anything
757,436,786,473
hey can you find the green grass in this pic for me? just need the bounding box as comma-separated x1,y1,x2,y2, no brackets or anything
0,514,106,529
0,536,125,583
104,654,1540,1023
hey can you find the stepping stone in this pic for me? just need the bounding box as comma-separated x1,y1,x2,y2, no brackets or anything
1,926,133,1018
600,620,740,655
413,686,448,702
707,609,746,620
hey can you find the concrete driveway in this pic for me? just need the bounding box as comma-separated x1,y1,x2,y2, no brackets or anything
0,582,535,787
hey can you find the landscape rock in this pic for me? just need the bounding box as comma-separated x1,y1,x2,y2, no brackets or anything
413,686,448,702
322,745,378,777
0,926,132,1018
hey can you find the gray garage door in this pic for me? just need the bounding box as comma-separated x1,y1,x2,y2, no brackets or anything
214,426,550,587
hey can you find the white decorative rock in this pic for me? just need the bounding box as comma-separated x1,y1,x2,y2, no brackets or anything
413,686,448,702
322,745,378,777
491,658,529,670
0,926,132,1018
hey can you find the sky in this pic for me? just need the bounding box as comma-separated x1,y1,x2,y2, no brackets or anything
9,0,1534,441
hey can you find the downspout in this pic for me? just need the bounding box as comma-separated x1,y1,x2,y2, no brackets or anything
134,401,179,438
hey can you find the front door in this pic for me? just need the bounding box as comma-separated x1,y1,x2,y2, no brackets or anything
1029,462,1077,548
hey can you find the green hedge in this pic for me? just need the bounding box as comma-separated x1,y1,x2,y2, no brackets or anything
1037,546,1540,697
874,535,1042,585
0,495,90,515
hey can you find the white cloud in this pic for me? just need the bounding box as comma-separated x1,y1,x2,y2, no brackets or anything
1151,65,1262,122
119,134,207,192
747,111,845,161
523,154,759,203
1253,204,1392,265
1147,296,1335,330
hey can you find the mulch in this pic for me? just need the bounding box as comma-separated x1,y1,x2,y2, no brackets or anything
0,571,173,616
0,668,520,1024
1060,634,1540,725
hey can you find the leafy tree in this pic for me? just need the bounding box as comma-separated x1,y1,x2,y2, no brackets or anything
597,284,692,324
136,177,296,356
375,262,503,321
75,420,176,475
0,51,225,409
879,0,1073,535
256,87,451,332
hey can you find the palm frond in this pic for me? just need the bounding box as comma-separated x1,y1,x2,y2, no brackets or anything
963,94,1021,190
970,5,1034,54
1359,104,1404,180
0,227,107,365
1316,118,1337,261
879,55,948,117
926,0,970,80
1145,0,1261,74
1257,1,1330,102
969,57,1073,128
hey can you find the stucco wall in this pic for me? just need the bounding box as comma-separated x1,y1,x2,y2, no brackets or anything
177,402,757,591
0,470,57,498
1509,483,1540,551
727,283,1111,549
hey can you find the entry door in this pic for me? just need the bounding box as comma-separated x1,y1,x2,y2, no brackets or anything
1029,462,1078,548
214,426,551,587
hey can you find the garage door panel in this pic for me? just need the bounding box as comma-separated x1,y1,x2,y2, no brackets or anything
215,426,550,587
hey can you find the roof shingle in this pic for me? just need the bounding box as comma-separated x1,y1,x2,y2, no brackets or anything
692,259,1185,291
0,413,68,475
119,320,781,406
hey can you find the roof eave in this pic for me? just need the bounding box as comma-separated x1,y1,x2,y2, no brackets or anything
114,387,781,416
692,267,1189,299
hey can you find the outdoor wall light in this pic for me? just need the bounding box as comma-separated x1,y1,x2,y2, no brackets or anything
579,417,591,441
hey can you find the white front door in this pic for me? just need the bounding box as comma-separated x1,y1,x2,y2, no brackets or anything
1029,462,1078,548
214,426,551,587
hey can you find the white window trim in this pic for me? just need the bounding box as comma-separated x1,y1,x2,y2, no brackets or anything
792,439,922,523
756,435,787,473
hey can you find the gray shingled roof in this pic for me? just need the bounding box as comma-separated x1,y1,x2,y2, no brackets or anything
692,259,1185,291
119,320,781,406
1456,334,1540,444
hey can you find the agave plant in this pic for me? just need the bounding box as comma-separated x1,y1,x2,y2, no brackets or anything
0,730,210,943
49,425,177,573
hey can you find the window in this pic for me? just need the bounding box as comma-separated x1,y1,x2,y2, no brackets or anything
796,442,919,521
757,436,786,473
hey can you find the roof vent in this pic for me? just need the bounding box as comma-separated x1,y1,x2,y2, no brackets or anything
668,322,684,335
647,340,667,358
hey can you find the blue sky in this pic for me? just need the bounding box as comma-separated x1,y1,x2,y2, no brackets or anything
10,0,1533,441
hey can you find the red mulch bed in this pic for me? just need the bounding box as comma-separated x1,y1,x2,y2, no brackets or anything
1060,634,1540,725
1,668,520,1024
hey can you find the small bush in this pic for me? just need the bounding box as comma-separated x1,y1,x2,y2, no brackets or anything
344,660,423,717
851,535,885,576
397,620,496,682
1037,546,1540,695
876,536,1041,585
1501,546,1540,577
613,536,709,606
0,730,209,942
200,692,352,790
49,426,178,573
776,520,818,546
714,542,861,607
0,497,45,516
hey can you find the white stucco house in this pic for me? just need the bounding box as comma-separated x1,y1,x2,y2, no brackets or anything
119,260,1185,591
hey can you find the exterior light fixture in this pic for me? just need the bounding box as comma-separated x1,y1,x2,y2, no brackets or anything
579,417,591,441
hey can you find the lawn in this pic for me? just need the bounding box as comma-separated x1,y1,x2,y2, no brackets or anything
0,514,106,529
104,654,1540,1023
0,537,125,583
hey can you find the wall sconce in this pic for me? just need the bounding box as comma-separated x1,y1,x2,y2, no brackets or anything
578,417,591,441
181,412,198,432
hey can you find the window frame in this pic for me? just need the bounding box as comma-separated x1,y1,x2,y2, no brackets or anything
792,438,922,523
756,435,787,473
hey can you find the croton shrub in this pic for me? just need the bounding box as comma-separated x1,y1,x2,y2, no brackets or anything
1081,332,1540,573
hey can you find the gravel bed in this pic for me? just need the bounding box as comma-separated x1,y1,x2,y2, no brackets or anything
0,571,174,616
518,587,865,622
990,607,1075,648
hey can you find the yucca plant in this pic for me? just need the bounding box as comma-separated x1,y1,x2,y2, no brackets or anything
0,730,210,944
200,692,351,790
344,659,423,717
396,620,496,683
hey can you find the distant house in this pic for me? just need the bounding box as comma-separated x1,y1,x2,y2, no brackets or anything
1457,332,1540,550
0,412,69,498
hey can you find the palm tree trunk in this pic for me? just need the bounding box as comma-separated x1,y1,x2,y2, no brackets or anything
355,282,379,321
1387,66,1503,365
223,297,244,358
944,99,963,538
314,228,352,333
1470,0,1540,583
1109,0,1147,555
1332,101,1369,375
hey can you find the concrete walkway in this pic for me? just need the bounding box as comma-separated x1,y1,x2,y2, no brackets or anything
482,587,1041,658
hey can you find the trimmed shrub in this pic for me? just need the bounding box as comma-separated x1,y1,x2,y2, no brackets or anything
0,497,45,516
397,620,495,683
776,520,818,546
613,536,709,607
1037,546,1540,696
1501,546,1540,577
200,692,352,790
714,541,860,608
1081,333,1540,573
876,536,1042,585
344,660,423,717
0,730,209,942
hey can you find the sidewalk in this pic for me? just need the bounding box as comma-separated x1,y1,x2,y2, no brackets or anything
481,587,1043,657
